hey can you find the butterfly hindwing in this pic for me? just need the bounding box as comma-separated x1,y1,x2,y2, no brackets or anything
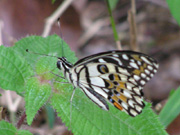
76,63,145,116
79,84,109,111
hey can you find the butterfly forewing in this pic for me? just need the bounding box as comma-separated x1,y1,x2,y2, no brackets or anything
74,51,158,86
59,50,159,117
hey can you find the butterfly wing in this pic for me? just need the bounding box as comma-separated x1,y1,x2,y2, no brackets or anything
72,51,159,116
74,50,158,87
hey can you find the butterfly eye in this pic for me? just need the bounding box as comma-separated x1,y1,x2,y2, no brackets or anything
57,59,62,70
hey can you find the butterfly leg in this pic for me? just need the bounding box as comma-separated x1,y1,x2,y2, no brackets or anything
50,71,70,83
53,80,70,84
70,87,76,129
50,71,66,79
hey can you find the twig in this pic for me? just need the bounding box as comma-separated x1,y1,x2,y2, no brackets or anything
96,12,145,37
42,0,74,37
5,91,22,124
0,20,3,46
5,91,22,112
78,18,109,48
105,0,122,50
0,107,3,120
128,0,139,51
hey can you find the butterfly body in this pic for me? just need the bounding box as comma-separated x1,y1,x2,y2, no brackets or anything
57,50,159,117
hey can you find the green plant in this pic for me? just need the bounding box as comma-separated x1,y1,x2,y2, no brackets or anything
159,87,180,127
166,0,180,26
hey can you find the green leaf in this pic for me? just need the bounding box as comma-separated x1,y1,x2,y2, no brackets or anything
25,77,51,125
0,120,17,135
35,57,57,80
0,46,34,93
7,35,77,124
51,82,167,135
159,86,180,127
17,130,33,135
12,35,77,83
0,120,32,135
169,89,175,97
166,0,180,26
13,35,77,67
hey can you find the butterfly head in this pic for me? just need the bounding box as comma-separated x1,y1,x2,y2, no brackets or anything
57,57,73,71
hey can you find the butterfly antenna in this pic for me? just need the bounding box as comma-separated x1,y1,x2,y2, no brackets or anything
26,49,57,58
57,18,65,57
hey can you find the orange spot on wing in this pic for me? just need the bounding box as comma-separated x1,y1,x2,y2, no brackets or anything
114,102,123,110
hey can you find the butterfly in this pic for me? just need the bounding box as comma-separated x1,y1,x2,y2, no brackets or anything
57,50,159,117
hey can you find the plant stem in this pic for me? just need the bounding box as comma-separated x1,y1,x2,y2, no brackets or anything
16,111,26,129
10,111,16,125
105,0,122,50
128,0,139,51
42,0,74,37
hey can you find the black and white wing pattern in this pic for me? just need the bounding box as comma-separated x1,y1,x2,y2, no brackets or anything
70,51,159,117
